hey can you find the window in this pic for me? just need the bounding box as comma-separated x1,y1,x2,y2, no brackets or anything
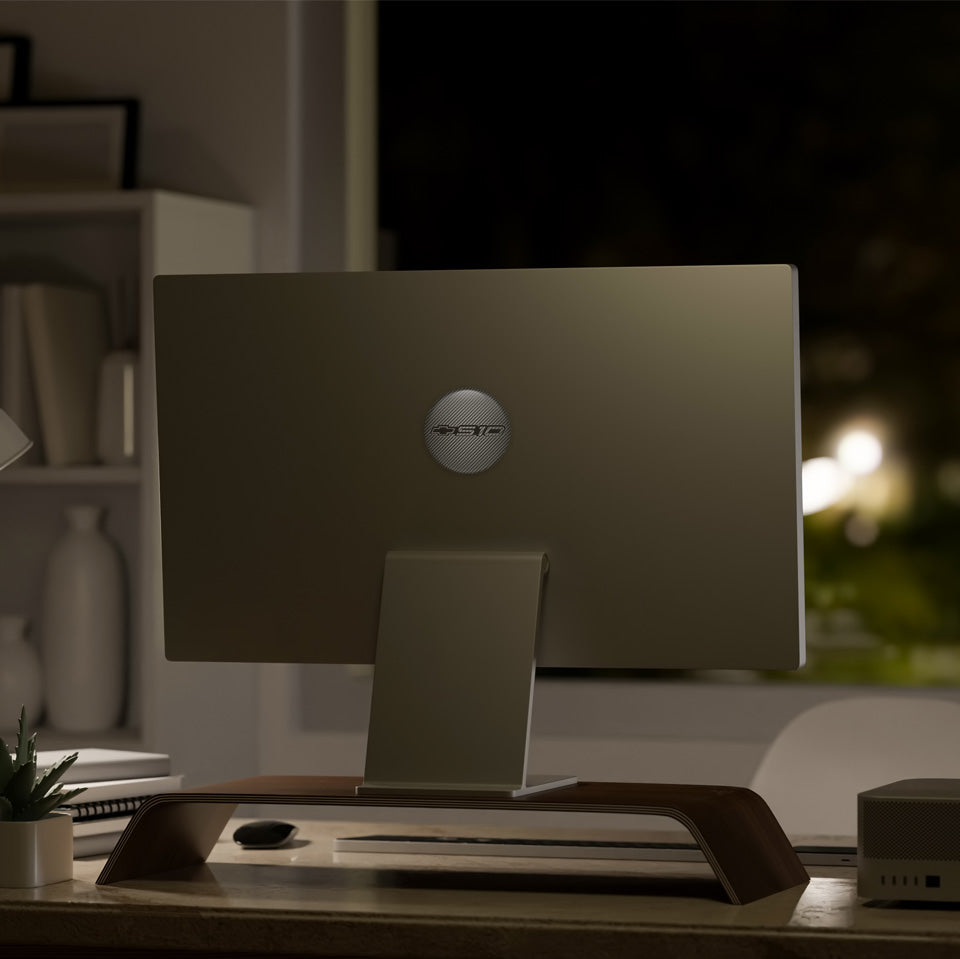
379,1,960,685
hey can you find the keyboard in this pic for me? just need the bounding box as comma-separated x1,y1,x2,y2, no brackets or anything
333,833,857,866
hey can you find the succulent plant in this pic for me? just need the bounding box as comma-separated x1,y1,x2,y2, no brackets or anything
0,706,85,821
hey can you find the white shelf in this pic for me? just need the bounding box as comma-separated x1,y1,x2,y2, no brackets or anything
0,190,254,754
0,189,246,218
0,466,141,485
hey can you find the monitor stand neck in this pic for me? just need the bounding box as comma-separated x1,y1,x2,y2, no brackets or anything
358,550,576,798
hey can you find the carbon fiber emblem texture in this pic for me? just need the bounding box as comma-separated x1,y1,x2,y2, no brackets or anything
424,389,511,474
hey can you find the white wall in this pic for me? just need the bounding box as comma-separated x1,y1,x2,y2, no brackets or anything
0,0,376,274
0,0,376,786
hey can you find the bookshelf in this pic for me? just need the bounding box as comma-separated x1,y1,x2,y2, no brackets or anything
0,190,255,746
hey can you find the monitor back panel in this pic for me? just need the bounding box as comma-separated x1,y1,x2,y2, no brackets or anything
154,265,803,669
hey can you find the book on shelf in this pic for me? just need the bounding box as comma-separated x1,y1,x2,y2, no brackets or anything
37,747,171,784
0,285,42,464
21,282,109,466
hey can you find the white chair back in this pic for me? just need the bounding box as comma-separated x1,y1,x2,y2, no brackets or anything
749,696,960,838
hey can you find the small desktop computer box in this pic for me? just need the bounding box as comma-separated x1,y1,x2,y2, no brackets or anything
859,779,960,901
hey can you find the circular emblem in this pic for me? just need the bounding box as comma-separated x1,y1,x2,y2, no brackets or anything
424,389,511,474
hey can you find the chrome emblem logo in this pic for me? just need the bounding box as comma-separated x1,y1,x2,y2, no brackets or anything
424,389,511,474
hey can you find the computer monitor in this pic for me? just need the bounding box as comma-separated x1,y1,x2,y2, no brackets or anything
154,265,804,796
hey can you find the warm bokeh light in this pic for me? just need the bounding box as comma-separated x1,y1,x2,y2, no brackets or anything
844,513,880,547
802,457,853,515
836,428,883,476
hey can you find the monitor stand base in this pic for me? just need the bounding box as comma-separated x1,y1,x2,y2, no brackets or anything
95,777,808,906
356,773,579,799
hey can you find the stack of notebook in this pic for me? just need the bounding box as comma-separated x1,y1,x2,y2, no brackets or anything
37,748,183,858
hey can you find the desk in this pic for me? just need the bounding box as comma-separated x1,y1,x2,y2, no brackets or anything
2,818,960,958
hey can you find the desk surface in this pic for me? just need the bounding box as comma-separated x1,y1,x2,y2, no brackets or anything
2,818,960,958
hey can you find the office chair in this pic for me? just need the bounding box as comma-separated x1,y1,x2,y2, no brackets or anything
749,695,960,839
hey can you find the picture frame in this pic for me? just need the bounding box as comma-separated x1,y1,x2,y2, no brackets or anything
0,99,138,192
0,36,30,103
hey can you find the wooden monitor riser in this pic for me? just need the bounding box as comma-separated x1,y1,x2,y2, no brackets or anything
95,777,808,905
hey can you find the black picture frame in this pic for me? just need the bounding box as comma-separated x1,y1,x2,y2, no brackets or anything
0,99,138,192
0,36,30,103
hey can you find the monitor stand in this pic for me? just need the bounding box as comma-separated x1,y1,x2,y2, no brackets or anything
95,552,809,903
358,550,576,798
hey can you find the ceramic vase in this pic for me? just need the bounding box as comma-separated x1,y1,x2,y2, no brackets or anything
0,615,42,727
0,812,73,888
40,505,125,732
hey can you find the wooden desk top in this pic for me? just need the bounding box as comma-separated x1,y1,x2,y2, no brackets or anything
2,818,960,958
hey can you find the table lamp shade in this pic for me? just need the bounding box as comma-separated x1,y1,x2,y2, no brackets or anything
0,408,31,471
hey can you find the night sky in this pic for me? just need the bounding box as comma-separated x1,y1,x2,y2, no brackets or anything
379,1,960,329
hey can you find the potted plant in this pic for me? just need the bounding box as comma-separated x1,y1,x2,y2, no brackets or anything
0,706,84,888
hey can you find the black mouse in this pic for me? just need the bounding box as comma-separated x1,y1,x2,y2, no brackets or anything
232,819,299,849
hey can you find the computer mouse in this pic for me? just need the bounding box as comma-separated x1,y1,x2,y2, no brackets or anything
232,819,299,849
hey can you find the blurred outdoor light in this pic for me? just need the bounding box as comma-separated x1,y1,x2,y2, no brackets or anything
836,428,883,476
802,456,853,515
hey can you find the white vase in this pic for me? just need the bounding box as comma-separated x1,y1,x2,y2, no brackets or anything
40,505,125,733
0,812,73,888
0,615,42,728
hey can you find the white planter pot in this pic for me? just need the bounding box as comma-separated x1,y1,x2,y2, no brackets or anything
0,811,73,888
